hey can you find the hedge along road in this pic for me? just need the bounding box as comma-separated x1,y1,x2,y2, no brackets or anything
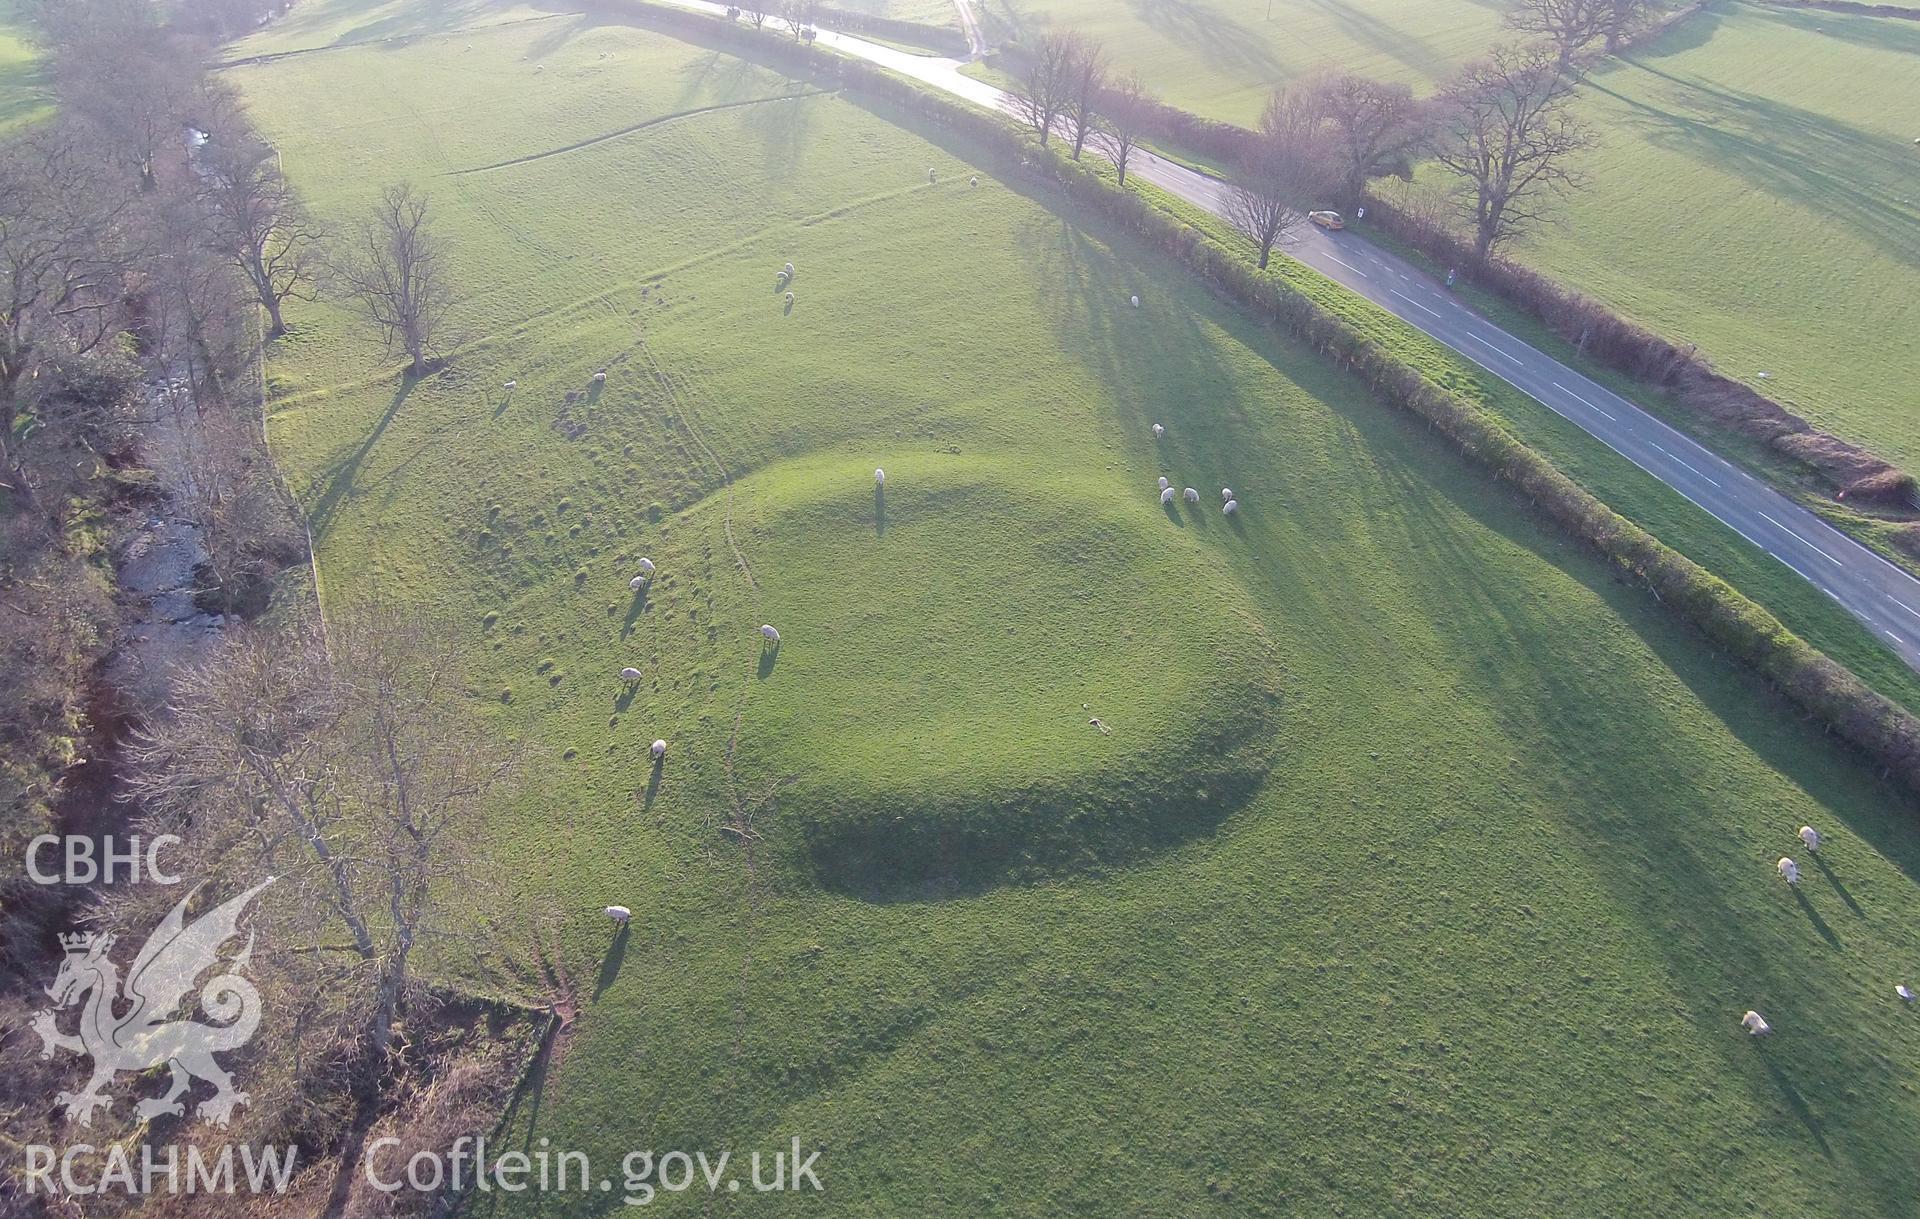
649,0,1920,674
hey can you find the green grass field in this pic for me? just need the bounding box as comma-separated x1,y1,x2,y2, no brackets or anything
229,5,1920,1213
0,0,48,130
977,0,1503,125
1498,1,1920,476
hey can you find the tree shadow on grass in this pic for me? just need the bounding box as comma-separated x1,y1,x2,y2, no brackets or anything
591,922,630,1002
307,375,418,544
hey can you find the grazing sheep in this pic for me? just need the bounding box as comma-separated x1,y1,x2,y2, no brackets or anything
651,739,668,761
1223,499,1238,515
1221,487,1234,501
1158,476,1170,491
629,576,648,592
1798,825,1821,852
637,557,656,576
928,167,937,182
1740,1010,1772,1037
593,369,607,383
620,667,643,684
1152,423,1164,438
533,64,544,72
1898,984,1915,1003
503,380,518,391
1183,487,1199,503
875,468,886,485
785,291,795,305
970,175,979,187
604,905,632,923
1777,856,1800,885
761,624,780,643
1130,295,1140,308
1160,487,1176,505
784,262,794,276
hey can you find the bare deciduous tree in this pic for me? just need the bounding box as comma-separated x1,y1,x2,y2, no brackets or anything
129,607,519,1077
333,183,451,377
1224,104,1328,270
1602,0,1661,51
1505,0,1610,71
1063,37,1107,161
0,126,133,502
779,0,817,40
1094,70,1150,186
1299,72,1426,203
198,112,324,338
1011,32,1078,147
741,1,770,30
1428,42,1596,258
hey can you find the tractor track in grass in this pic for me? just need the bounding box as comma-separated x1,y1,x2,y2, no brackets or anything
444,90,837,176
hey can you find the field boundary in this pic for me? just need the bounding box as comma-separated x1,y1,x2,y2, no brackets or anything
445,89,836,175
602,0,1920,797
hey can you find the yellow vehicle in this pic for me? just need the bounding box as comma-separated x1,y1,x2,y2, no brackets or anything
1308,210,1345,231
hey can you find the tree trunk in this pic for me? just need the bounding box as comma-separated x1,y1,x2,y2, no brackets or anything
264,296,287,339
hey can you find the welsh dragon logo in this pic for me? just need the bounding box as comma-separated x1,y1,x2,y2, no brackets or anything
28,879,274,1127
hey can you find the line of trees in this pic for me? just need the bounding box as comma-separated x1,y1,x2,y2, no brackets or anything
1008,0,1667,265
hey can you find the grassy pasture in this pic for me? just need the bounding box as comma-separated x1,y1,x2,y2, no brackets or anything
0,0,48,130
976,0,1504,125
231,7,1920,1214
1500,1,1920,475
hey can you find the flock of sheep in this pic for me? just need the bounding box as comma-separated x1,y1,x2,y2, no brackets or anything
1152,422,1237,517
1744,823,1916,1037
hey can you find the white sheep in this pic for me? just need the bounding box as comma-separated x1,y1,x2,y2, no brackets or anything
604,905,631,924
970,175,979,187
650,739,668,761
785,291,795,305
1160,487,1175,506
1130,295,1141,308
1777,856,1800,885
761,624,780,643
927,167,936,182
875,468,886,485
503,380,518,391
1183,487,1199,503
1221,487,1234,501
637,557,656,576
629,575,648,592
620,667,643,684
593,369,607,383
1798,825,1821,852
1152,423,1164,438
1157,476,1170,491
1223,499,1238,515
1898,984,1915,1003
533,64,544,72
784,262,794,276
1740,1010,1772,1037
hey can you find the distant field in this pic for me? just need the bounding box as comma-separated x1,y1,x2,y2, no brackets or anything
1503,1,1920,475
978,0,1503,125
829,0,959,26
231,5,1920,1214
0,0,48,130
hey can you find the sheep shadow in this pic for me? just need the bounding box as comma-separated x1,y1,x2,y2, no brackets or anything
591,922,630,1002
1792,887,1841,949
492,388,516,419
642,761,663,813
1762,1056,1834,1160
773,273,793,295
1811,855,1863,917
758,641,780,679
874,485,886,535
782,296,795,317
614,684,638,713
621,587,650,638
1161,498,1185,526
586,380,605,406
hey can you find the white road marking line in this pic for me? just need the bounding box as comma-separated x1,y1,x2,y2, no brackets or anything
1463,332,1522,365
1887,630,1904,644
1324,254,1366,277
1894,600,1920,623
1756,512,1845,566
1550,381,1616,421
1391,289,1441,317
